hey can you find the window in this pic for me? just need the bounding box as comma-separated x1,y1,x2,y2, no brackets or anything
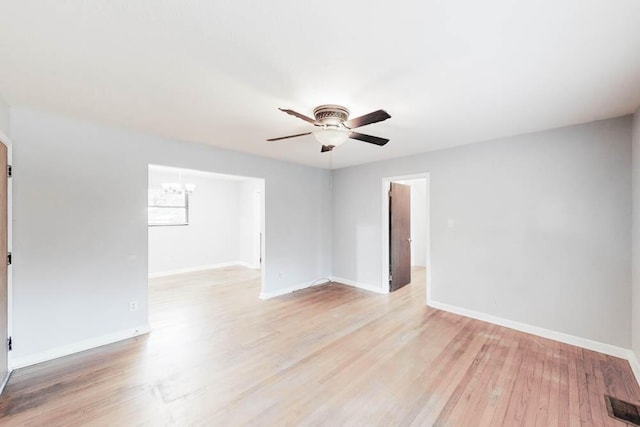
148,189,189,226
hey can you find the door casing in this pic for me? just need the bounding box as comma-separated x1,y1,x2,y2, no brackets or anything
0,130,12,395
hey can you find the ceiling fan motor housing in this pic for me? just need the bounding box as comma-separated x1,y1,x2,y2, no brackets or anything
313,105,350,127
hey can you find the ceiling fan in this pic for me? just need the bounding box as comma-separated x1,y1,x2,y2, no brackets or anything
267,105,391,152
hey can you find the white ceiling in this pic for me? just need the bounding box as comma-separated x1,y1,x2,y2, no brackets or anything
1,1,639,169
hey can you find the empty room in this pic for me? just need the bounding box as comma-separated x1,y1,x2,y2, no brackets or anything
1,1,640,426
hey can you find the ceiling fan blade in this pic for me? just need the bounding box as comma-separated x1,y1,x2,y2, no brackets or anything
349,132,389,146
279,108,319,125
266,132,312,142
343,109,391,129
321,145,335,153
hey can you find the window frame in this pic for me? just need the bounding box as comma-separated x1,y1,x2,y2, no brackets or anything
148,189,190,227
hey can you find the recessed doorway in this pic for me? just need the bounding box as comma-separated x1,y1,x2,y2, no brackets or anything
381,173,429,301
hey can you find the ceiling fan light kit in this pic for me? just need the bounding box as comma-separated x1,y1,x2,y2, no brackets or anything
267,104,391,153
313,126,349,147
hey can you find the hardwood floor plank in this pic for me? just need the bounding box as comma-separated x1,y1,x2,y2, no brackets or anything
486,335,527,426
535,342,555,427
576,348,594,425
556,345,571,427
475,331,522,426
567,345,583,427
521,337,546,427
501,335,540,426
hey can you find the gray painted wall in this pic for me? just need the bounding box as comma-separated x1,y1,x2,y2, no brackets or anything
633,107,640,359
10,107,332,361
0,95,9,137
332,117,632,347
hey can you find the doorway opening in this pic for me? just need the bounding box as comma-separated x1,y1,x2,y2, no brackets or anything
0,139,9,394
381,173,430,302
147,165,265,331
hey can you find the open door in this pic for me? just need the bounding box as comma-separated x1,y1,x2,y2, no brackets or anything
0,142,8,390
389,182,411,291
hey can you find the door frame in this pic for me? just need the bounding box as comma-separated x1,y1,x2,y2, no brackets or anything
381,173,430,303
0,129,13,392
252,190,263,269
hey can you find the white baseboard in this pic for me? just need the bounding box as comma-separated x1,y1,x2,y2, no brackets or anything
235,261,261,270
428,299,630,360
149,261,253,278
0,370,11,396
260,279,330,299
330,277,388,295
11,324,150,370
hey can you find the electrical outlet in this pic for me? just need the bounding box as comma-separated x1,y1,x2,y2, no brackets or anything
129,301,138,312
278,271,284,278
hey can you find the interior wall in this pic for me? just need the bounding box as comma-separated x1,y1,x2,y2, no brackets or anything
148,168,260,275
0,95,9,137
332,116,632,348
10,107,332,363
632,106,640,360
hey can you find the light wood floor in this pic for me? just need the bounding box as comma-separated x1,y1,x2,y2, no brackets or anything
0,266,639,426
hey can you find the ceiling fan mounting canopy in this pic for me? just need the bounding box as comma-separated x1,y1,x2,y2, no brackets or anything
313,104,350,125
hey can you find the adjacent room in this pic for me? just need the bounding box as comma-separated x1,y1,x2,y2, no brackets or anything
147,165,265,333
1,1,640,425
148,165,263,274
